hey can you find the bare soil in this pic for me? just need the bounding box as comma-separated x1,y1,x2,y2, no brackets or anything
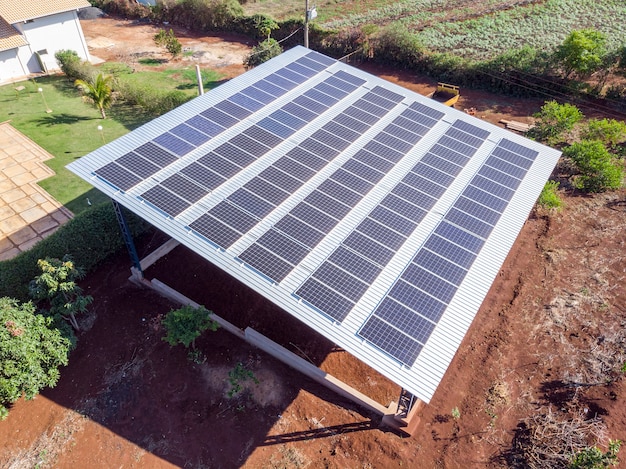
1,16,625,469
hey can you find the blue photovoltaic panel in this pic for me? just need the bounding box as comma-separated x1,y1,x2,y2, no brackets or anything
257,229,310,265
200,107,239,128
359,315,423,366
423,235,477,270
282,102,319,122
375,132,413,153
310,129,351,151
353,149,394,173
242,125,284,148
275,215,325,248
412,249,468,287
421,153,463,177
180,162,226,190
244,178,289,206
387,282,447,323
257,117,296,139
254,79,287,97
208,201,258,235
259,166,303,193
116,152,160,179
212,142,256,168
190,213,240,249
170,123,211,146
369,205,417,237
94,162,141,191
274,157,315,182
141,184,189,217
313,263,369,302
228,92,265,112
290,202,338,233
296,279,355,322
238,243,294,282
229,133,271,158
331,169,373,195
479,165,522,190
161,173,208,203
215,99,252,120
264,72,299,91
185,115,225,138
134,142,178,167
382,193,429,222
154,133,195,156
304,190,351,220
357,218,406,250
286,147,328,171
293,95,329,114
435,221,485,253
240,86,274,104
342,159,384,184
197,153,240,178
400,263,457,304
344,231,395,266
374,298,437,344
327,247,382,284
228,188,274,218
270,109,308,130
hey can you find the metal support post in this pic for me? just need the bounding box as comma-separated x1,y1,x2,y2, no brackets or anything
111,199,143,277
304,0,309,48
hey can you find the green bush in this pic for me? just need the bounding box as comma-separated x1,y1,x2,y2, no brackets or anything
0,297,72,420
0,203,147,301
537,180,563,210
243,38,283,69
54,49,96,82
581,118,626,147
563,140,624,193
116,80,190,117
154,29,182,58
162,305,219,349
527,101,584,145
371,24,425,69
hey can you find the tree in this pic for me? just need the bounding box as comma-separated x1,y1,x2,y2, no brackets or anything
154,29,182,59
555,29,607,79
582,118,626,148
528,100,584,145
0,297,72,420
563,140,624,193
75,73,114,119
29,256,93,331
243,17,282,69
162,305,219,350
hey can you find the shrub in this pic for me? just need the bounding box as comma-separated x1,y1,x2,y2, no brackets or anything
581,118,626,148
537,180,563,210
0,297,72,420
0,203,147,301
162,305,219,350
54,49,96,82
527,101,584,145
371,24,424,69
116,80,190,116
154,29,182,58
243,38,283,69
563,140,624,193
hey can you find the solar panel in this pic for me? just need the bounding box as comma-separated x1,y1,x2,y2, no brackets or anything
69,46,561,404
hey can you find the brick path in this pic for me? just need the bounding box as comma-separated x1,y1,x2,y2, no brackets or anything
0,122,73,261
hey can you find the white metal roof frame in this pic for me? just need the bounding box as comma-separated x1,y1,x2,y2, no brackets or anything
68,46,561,403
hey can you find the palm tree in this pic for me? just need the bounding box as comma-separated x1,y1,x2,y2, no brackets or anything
75,73,114,119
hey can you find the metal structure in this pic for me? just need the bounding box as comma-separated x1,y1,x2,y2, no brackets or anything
68,47,561,404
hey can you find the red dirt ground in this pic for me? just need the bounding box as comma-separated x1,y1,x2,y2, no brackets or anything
1,16,625,469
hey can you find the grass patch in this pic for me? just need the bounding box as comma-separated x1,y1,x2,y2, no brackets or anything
0,66,223,215
0,76,136,214
138,57,167,65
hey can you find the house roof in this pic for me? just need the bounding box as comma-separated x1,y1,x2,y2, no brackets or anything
0,17,27,52
0,0,90,24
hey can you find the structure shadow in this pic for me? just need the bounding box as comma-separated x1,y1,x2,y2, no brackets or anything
37,228,392,467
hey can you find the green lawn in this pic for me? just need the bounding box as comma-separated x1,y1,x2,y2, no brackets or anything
0,66,223,215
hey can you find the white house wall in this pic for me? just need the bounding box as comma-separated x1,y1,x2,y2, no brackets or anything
0,48,28,82
19,10,90,74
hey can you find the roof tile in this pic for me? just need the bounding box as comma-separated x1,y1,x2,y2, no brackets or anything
0,0,91,24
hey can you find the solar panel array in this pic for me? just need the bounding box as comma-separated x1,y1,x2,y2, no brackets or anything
68,46,561,403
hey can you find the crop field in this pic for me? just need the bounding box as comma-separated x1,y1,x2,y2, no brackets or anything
243,0,626,60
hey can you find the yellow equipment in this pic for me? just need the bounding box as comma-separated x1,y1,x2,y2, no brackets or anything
427,82,460,107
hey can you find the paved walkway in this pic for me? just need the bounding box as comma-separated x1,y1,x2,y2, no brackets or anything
0,122,73,261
